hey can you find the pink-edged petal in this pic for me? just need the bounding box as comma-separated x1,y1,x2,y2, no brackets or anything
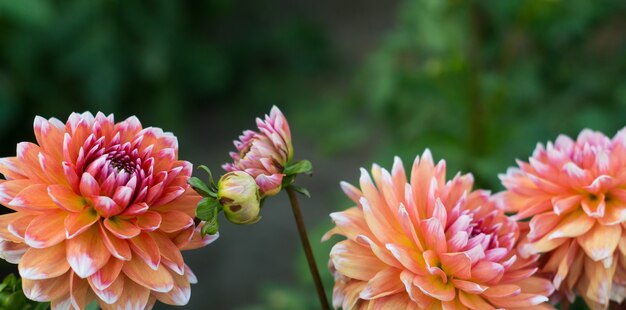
24,212,67,248
158,210,194,233
89,257,124,291
67,226,111,278
122,255,174,293
0,240,28,263
10,184,57,211
330,240,387,281
179,224,219,250
451,279,487,294
99,275,150,310
129,232,161,270
577,223,621,262
547,209,594,239
153,268,192,306
104,217,141,239
89,272,124,305
440,252,472,279
136,211,162,231
48,184,87,212
69,272,89,309
19,242,69,280
22,275,69,302
482,284,521,298
93,196,123,218
359,268,404,300
414,274,456,302
458,291,495,310
98,222,131,261
150,232,185,275
65,208,100,239
112,186,133,209
79,172,100,197
255,173,283,196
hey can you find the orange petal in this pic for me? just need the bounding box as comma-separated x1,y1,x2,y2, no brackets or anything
99,275,150,310
0,240,28,263
70,272,89,309
441,252,472,279
153,269,192,306
584,256,615,305
122,255,174,293
359,268,404,300
16,142,49,183
67,226,111,278
486,293,548,308
104,217,141,239
515,277,554,297
10,184,57,211
527,212,560,242
19,242,69,279
136,211,162,231
0,179,32,207
151,232,185,275
459,291,495,310
0,212,33,242
24,211,67,248
89,272,124,305
179,224,218,250
577,223,621,261
414,274,456,302
330,240,387,281
158,210,193,233
386,243,426,275
89,257,123,291
48,184,87,212
129,232,161,270
451,279,486,294
22,275,69,302
98,221,131,261
547,209,594,239
471,261,504,284
482,284,520,298
421,217,447,253
0,156,26,180
65,208,99,239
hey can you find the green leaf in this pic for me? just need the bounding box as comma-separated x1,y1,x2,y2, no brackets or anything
195,197,221,221
188,177,216,198
201,216,219,236
284,160,313,176
289,185,311,198
197,165,216,188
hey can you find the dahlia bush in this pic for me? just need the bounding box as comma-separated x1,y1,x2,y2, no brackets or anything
500,128,626,308
324,150,554,309
0,112,216,309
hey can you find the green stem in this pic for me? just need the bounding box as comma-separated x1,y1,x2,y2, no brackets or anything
286,186,330,310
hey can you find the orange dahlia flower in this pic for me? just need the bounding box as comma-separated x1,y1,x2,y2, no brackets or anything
0,112,217,309
324,150,554,309
499,129,626,308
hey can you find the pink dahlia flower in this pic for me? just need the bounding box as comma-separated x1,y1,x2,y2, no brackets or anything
0,112,217,309
223,106,292,197
324,150,554,309
499,128,626,308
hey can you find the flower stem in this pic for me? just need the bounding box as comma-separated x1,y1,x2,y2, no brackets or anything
286,186,330,310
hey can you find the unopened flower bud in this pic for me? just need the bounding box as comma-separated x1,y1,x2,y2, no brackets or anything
217,171,261,224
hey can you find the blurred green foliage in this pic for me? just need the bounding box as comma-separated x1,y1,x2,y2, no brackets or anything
0,0,332,154
346,0,626,190
0,274,48,310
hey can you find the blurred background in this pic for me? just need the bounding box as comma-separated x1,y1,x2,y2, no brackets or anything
1,0,626,309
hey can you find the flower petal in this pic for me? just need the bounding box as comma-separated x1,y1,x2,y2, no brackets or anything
24,212,67,248
359,268,404,300
65,208,99,239
158,210,194,233
48,184,87,212
129,232,161,270
104,217,141,239
19,243,69,279
577,223,621,262
67,226,111,278
98,221,131,261
122,255,174,293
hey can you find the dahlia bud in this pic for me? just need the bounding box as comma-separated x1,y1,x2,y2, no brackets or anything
217,171,261,225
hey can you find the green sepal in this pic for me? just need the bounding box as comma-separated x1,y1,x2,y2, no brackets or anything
196,197,221,236
188,177,216,198
289,185,311,198
195,197,221,221
284,160,313,176
202,215,219,236
197,165,217,188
